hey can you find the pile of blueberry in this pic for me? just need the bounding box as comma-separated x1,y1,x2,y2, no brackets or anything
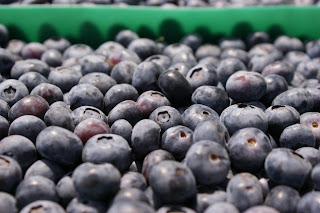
0,23,320,213
0,0,320,6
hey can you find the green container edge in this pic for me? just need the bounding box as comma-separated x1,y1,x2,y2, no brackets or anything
0,6,320,48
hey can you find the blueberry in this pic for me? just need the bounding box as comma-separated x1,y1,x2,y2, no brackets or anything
260,74,288,106
296,147,320,167
247,32,270,48
6,39,25,56
149,106,183,133
145,54,172,70
203,202,239,213
113,187,149,204
95,41,125,58
249,43,282,61
43,36,71,53
0,48,15,75
80,54,111,75
265,185,300,213
0,24,9,46
15,175,59,209
128,38,159,60
279,124,316,150
25,159,65,183
48,66,82,93
272,88,314,114
41,49,63,67
158,206,197,213
180,33,203,52
107,200,155,213
296,60,320,79
0,192,17,213
108,100,142,126
0,98,10,118
306,39,320,59
195,44,221,60
301,112,320,146
220,104,268,135
198,56,220,67
243,206,280,213
56,175,78,207
120,171,147,190
226,173,264,212
110,61,137,84
115,30,139,48
226,71,267,102
219,38,246,50
0,79,29,106
0,155,22,193
110,119,132,144
297,191,320,213
197,191,227,213
248,54,274,73
186,64,219,91
262,61,294,83
44,104,74,131
274,35,304,53
72,105,107,126
74,118,110,144
21,42,47,59
0,115,8,139
265,148,312,189
104,82,139,111
36,126,83,166
216,58,247,86
285,51,310,69
108,49,141,66
220,48,249,65
66,197,108,213
62,44,93,59
72,162,121,201
18,71,48,91
168,62,191,77
163,43,193,59
82,133,131,173
172,51,198,67
20,200,65,213
30,83,63,105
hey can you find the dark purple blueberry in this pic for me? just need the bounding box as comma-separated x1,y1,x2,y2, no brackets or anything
260,74,288,106
62,44,93,59
0,48,15,75
120,171,147,190
285,51,310,68
180,33,203,52
66,197,108,213
72,162,121,201
193,119,229,147
82,133,131,173
220,48,249,65
262,61,294,83
0,192,17,213
48,66,82,93
142,149,175,180
297,191,320,213
11,59,50,79
265,148,312,189
220,104,268,135
216,58,247,86
108,49,141,66
204,202,239,213
279,124,316,150
110,119,132,145
44,104,74,131
0,79,29,106
72,105,107,126
30,83,63,105
247,32,270,48
296,147,320,167
24,159,65,183
158,69,193,106
228,127,272,173
108,200,155,213
226,173,264,212
136,90,170,118
168,62,191,77
41,49,62,67
36,126,83,166
274,35,304,53
6,39,25,56
145,54,172,70
21,42,47,59
248,54,274,73
265,105,300,139
226,71,267,102
108,100,142,126
43,36,71,53
186,64,219,91
104,83,139,113
20,201,65,213
80,54,111,75
128,38,159,60
15,175,59,209
301,112,320,147
115,30,139,48
110,61,137,84
272,88,314,114
195,44,221,60
74,118,110,144
56,175,78,207
18,71,48,91
8,95,49,122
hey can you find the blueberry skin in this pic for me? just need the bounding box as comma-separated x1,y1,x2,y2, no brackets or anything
182,104,219,130
20,200,65,213
108,100,142,126
226,173,264,212
18,71,48,92
68,84,104,110
0,79,29,106
149,106,183,133
110,61,137,84
95,41,125,58
301,112,320,147
157,206,196,213
203,202,239,213
66,197,108,213
285,51,310,68
132,61,164,93
79,72,117,95
128,38,159,60
137,91,170,118
197,191,227,213
168,62,191,77
80,54,111,75
216,58,247,86
180,33,202,52
21,42,47,60
186,64,219,91
228,127,272,173
36,126,83,166
265,185,300,213
220,48,249,65
0,155,22,193
158,69,193,107
260,74,288,106
107,200,155,213
0,99,10,118
115,30,139,48
274,35,304,53
296,147,320,167
120,171,147,190
48,66,82,93
56,175,78,207
0,115,8,139
195,44,221,60
142,149,175,180
279,124,316,150
149,160,197,206
104,83,139,113
191,86,230,115
131,119,161,159
312,163,320,190
41,49,63,67
9,115,46,142
44,105,74,131
296,60,320,79
72,106,107,127
265,148,312,189
62,44,93,59
161,125,193,161
306,86,320,112
6,39,25,56
82,134,132,173
297,191,320,213
108,49,141,66
265,105,300,139
15,175,59,209
30,83,64,105
113,188,149,204
0,192,17,213
226,71,267,102
186,140,230,186
243,206,280,213
248,54,274,73
44,36,71,53
145,54,172,70
247,32,270,48
0,135,36,172
110,119,132,145
0,24,9,46
0,48,15,75
163,43,193,59
25,159,65,183
262,61,294,84
193,119,229,147
220,104,268,135
72,162,121,201
8,95,50,122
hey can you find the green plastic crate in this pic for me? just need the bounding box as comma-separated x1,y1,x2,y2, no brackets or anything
0,6,320,47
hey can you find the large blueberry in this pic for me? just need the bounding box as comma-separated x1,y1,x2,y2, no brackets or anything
260,74,288,106
20,200,65,213
0,155,22,193
0,79,29,106
44,103,74,131
107,200,155,213
80,54,111,75
120,171,147,190
0,192,17,213
262,61,294,84
62,44,93,59
216,58,247,86
186,64,219,91
297,191,320,213
79,72,116,95
43,36,71,53
197,191,227,213
66,197,108,213
110,119,132,145
108,100,142,126
149,106,183,133
128,38,159,60
48,66,82,93
56,175,78,207
301,112,320,147
204,202,239,213
110,61,137,84
30,83,64,105
74,118,110,144
72,105,107,127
